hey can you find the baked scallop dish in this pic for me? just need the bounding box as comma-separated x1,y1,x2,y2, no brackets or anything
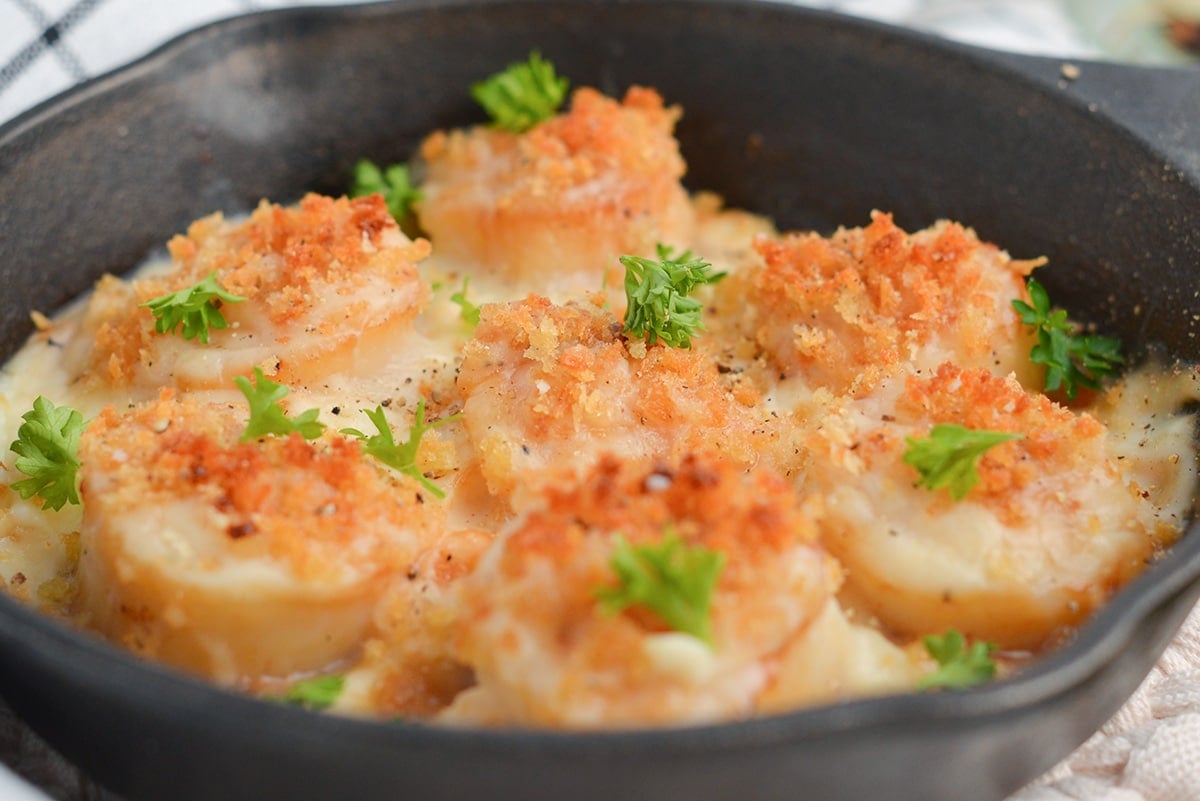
0,54,1195,729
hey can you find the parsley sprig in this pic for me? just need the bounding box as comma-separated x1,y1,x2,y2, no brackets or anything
341,400,460,499
270,674,345,711
595,530,725,645
471,51,569,133
235,368,326,442
141,272,246,344
1012,278,1123,400
350,159,423,223
917,629,997,690
449,276,481,328
8,396,84,511
903,424,1024,501
621,245,726,349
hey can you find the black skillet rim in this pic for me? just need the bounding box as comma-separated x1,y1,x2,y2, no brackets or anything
0,0,1197,760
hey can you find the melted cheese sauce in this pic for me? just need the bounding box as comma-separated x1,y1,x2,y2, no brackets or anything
0,84,1196,728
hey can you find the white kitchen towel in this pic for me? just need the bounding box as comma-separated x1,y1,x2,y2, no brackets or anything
1013,602,1200,801
0,2,1194,801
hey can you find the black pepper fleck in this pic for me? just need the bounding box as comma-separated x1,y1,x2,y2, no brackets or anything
227,521,257,539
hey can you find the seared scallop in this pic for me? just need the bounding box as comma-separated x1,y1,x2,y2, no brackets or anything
65,194,430,396
74,392,442,685
441,454,840,728
455,295,767,505
417,86,695,300
749,212,1041,397
806,363,1173,650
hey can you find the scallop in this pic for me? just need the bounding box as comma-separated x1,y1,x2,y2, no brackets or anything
74,392,443,685
455,295,767,506
806,363,1173,650
64,194,430,397
441,454,840,728
417,86,695,302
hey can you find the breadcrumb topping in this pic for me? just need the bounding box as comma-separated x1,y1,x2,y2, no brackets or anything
752,211,1042,395
70,193,430,391
80,391,436,580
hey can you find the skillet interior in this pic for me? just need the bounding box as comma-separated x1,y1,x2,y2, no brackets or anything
0,2,1199,800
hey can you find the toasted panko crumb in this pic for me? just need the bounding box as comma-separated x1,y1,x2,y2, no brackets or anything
750,211,1042,396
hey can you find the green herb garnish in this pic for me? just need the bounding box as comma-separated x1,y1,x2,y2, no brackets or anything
235,367,325,442
141,272,246,344
903,424,1023,501
341,400,460,499
595,531,725,646
1012,277,1123,400
471,51,569,133
271,675,345,711
350,159,423,223
9,396,84,511
917,629,997,691
449,276,481,328
621,244,725,349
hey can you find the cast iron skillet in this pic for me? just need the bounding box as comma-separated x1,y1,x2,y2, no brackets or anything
1,2,1199,800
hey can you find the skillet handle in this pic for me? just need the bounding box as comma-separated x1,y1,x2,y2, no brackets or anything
981,50,1200,184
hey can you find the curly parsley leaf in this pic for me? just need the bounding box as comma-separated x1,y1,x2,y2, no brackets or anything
621,244,726,349
141,272,246,344
917,629,997,691
350,159,423,223
1012,278,1123,400
471,51,569,133
449,276,481,329
903,424,1024,501
341,400,460,499
595,531,726,646
270,674,345,711
235,367,326,442
9,396,84,511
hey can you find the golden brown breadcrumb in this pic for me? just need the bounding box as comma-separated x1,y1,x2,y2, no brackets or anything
751,211,1042,396
80,391,433,579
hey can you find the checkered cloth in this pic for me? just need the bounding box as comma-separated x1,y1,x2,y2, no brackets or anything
2,3,1196,801
0,0,1099,122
